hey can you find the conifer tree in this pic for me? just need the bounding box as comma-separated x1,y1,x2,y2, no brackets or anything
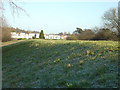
39,30,45,39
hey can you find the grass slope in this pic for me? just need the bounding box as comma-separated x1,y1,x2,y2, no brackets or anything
2,39,118,88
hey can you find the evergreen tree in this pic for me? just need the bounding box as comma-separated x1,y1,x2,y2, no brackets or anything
39,30,45,39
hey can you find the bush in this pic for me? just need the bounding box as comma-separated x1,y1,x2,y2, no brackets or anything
92,28,118,41
2,27,11,42
32,36,36,39
78,30,95,40
17,38,26,40
67,28,118,41
67,29,95,40
66,35,78,40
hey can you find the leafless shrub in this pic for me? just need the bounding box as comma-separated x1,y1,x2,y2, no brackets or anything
2,27,12,42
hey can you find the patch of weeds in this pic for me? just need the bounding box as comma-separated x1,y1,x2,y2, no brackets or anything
58,79,66,86
90,51,94,55
109,59,115,63
98,53,102,57
96,75,107,84
79,66,83,70
79,80,90,88
86,50,90,56
69,52,77,59
86,72,91,77
101,56,105,59
94,65,108,76
80,60,84,65
10,80,18,87
66,83,73,88
64,64,69,73
71,80,90,88
54,58,61,63
86,50,94,57
109,51,113,55
24,84,32,88
91,57,95,61
67,64,71,68
67,73,71,77
55,75,61,80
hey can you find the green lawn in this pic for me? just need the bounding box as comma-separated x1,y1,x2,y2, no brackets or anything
2,39,118,88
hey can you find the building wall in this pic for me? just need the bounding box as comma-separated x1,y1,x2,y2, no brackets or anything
44,34,61,39
11,32,67,39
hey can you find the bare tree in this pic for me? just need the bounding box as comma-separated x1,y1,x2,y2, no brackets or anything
0,0,28,42
1,0,28,16
102,7,119,33
0,0,28,27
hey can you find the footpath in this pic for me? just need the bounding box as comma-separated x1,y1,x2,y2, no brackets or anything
0,40,25,47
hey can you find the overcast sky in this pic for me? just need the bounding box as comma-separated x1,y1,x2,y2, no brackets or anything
4,1,118,34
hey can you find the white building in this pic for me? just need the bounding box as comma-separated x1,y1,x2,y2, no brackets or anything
11,32,68,40
11,32,39,39
44,34,61,39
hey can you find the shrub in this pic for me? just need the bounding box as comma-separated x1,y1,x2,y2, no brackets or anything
78,30,95,40
67,28,118,41
2,27,11,42
92,28,118,41
32,36,36,39
66,35,78,40
18,38,26,40
67,29,95,40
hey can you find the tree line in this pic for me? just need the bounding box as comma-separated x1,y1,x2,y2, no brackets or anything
67,7,119,41
66,27,118,41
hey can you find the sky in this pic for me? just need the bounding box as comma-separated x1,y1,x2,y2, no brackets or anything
4,1,118,34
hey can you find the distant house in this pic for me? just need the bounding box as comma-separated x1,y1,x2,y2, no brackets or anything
11,32,68,40
61,35,67,39
11,32,39,39
44,34,61,39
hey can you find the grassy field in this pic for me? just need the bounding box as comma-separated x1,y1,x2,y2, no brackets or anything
2,39,118,88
